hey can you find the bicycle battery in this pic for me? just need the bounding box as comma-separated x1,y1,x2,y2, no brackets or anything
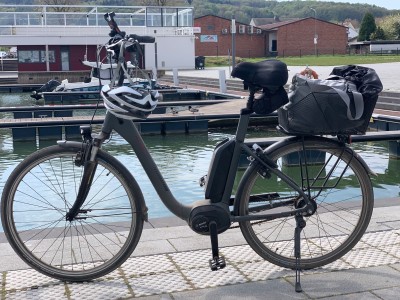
204,138,235,203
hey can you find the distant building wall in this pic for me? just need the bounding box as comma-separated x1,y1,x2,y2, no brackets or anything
194,15,267,58
277,18,347,56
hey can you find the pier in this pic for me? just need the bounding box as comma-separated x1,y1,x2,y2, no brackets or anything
1,98,400,157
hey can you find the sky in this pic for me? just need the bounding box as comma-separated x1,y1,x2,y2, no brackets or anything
278,1,400,10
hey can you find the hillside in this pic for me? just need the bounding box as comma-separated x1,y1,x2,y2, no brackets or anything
0,0,398,24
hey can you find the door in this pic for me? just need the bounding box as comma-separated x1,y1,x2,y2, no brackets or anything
60,47,70,71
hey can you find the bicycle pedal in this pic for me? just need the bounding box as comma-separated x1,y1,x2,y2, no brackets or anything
209,255,226,271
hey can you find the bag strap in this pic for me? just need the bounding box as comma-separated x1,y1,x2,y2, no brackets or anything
334,88,364,120
302,76,364,121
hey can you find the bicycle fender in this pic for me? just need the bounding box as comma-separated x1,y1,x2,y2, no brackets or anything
57,140,85,149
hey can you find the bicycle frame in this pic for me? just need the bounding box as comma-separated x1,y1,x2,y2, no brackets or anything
82,108,313,224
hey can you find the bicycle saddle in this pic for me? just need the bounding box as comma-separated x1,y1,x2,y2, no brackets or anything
231,59,289,88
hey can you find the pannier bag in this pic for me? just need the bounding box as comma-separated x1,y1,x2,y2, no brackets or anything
278,65,383,135
231,60,289,114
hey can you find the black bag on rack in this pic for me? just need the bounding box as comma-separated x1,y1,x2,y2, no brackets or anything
278,65,383,135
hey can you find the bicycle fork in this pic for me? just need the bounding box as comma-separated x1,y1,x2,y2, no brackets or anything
66,126,100,222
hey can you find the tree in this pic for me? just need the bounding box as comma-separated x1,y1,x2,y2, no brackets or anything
139,0,168,5
370,26,386,40
376,14,400,40
358,12,377,41
35,0,82,11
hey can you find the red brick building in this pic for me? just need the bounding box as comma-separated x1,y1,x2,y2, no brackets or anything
194,15,347,58
194,15,267,58
259,17,348,57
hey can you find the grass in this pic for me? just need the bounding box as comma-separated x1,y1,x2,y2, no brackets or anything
204,55,400,67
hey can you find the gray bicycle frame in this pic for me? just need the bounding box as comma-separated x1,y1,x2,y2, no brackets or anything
94,109,311,222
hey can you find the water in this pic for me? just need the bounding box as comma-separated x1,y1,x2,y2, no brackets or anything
0,93,399,232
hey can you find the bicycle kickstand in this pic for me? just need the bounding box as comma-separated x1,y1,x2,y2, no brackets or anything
294,214,306,293
208,221,226,271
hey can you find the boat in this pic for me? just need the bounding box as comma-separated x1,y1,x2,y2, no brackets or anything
30,60,159,103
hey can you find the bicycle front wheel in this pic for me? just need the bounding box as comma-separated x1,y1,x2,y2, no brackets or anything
1,144,145,281
237,137,373,269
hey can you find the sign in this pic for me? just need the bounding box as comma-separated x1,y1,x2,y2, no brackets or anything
193,27,201,33
200,35,218,42
231,19,236,34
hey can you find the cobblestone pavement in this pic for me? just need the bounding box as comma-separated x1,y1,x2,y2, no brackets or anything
1,206,399,299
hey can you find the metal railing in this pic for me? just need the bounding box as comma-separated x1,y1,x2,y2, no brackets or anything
0,4,194,32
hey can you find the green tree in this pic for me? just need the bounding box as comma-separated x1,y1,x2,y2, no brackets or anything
370,26,386,40
358,12,377,41
35,0,82,11
377,14,400,40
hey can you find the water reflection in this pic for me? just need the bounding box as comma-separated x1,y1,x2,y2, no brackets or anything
0,93,399,231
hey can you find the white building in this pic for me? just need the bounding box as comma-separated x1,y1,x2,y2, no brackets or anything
0,4,195,76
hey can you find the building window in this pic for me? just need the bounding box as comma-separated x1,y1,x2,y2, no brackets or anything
146,7,193,27
207,24,215,30
18,50,55,63
40,51,55,63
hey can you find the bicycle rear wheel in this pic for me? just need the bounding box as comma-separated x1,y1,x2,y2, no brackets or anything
237,137,373,269
1,144,145,281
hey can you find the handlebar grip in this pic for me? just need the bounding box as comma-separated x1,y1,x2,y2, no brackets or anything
104,12,121,34
128,34,155,44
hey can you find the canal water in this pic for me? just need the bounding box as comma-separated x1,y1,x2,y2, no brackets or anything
0,93,399,232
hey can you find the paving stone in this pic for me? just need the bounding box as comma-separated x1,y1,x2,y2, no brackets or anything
238,260,290,281
5,284,68,300
342,248,398,268
68,278,131,300
286,265,400,299
5,268,60,291
128,272,192,297
131,240,176,256
361,231,400,247
140,226,196,242
133,294,173,300
181,265,247,289
373,286,400,300
321,291,380,300
169,249,211,270
122,254,176,277
0,255,30,272
171,279,307,299
390,263,400,272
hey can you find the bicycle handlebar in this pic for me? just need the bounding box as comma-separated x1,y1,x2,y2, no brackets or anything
104,12,122,36
104,12,155,44
128,34,155,44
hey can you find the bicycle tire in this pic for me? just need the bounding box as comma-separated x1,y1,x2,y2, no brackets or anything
237,137,373,269
1,144,145,281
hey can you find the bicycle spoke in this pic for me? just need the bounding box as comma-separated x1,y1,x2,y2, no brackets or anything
239,138,373,269
2,146,143,281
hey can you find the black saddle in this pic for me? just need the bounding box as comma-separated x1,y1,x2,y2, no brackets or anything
231,60,288,89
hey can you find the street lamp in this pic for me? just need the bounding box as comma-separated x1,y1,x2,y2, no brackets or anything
310,7,317,56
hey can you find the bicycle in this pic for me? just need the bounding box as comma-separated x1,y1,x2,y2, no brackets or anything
1,13,374,293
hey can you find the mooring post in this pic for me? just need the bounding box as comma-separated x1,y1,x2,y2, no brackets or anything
172,68,179,86
219,70,227,93
388,140,400,159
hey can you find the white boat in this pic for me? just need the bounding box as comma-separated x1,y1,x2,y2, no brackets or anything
31,60,154,101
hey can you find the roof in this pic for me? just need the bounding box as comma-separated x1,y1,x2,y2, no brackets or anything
195,14,249,27
250,17,300,27
259,17,346,31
